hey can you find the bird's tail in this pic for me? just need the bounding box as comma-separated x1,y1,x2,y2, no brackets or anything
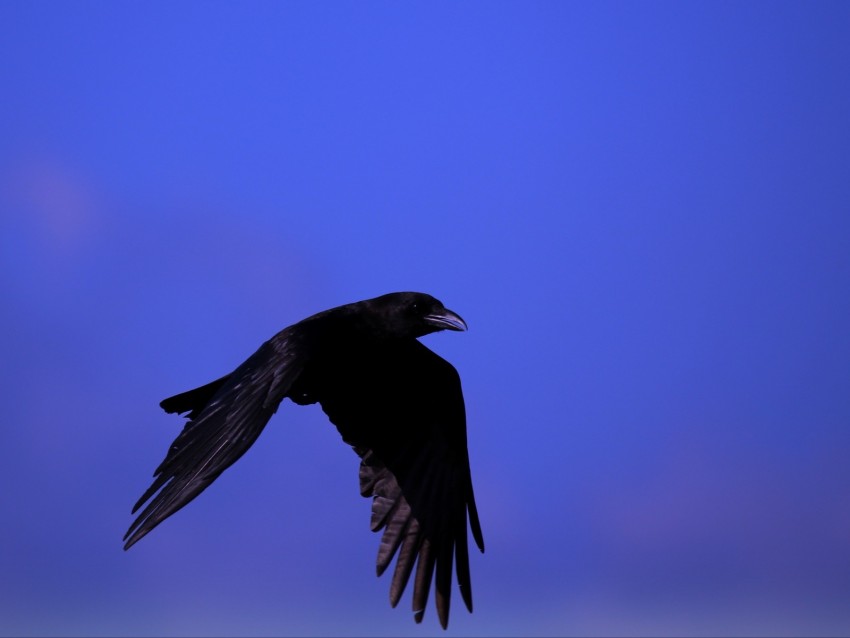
159,374,230,419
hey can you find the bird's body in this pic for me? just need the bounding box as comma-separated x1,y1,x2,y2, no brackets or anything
124,292,483,629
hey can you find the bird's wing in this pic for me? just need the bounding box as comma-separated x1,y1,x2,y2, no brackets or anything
317,339,484,629
123,330,304,550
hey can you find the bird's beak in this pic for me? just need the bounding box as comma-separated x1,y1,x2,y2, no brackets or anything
424,308,468,332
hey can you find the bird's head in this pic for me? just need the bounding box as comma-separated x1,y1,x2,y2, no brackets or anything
366,292,468,339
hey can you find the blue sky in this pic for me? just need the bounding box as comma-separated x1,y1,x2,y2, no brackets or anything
2,2,849,636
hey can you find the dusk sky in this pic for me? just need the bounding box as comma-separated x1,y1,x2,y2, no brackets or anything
2,2,850,636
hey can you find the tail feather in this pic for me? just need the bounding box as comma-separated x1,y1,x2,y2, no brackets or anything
160,375,230,419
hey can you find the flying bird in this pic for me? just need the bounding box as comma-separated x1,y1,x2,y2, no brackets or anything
124,292,484,629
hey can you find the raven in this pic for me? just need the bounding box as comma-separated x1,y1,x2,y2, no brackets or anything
124,292,484,629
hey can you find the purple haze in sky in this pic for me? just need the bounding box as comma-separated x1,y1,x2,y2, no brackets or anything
2,2,850,636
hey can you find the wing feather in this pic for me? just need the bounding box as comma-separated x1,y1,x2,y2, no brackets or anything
317,339,483,629
123,331,304,549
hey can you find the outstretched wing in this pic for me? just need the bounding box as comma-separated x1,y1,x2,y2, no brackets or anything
123,330,304,550
317,339,484,629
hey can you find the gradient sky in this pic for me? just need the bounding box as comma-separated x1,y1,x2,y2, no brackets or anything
2,2,850,636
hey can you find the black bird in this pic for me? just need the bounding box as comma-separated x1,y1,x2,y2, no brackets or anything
124,292,484,629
